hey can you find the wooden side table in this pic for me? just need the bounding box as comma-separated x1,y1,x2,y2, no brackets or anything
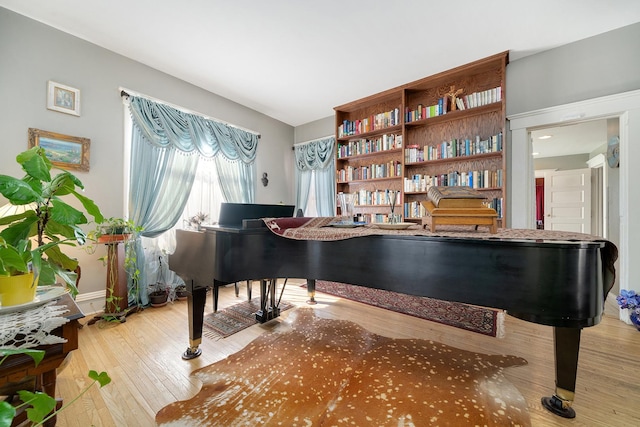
0,293,84,427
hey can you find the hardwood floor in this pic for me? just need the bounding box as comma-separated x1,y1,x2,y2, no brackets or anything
55,281,640,426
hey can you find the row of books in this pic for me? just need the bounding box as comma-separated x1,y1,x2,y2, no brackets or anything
337,134,403,158
353,189,401,207
404,201,427,219
404,86,501,123
404,169,503,190
404,133,503,163
456,87,502,110
337,107,402,137
487,197,504,218
337,161,402,182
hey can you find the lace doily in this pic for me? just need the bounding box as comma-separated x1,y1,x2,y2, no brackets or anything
0,301,69,348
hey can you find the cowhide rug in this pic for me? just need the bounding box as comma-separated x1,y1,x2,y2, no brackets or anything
156,308,530,426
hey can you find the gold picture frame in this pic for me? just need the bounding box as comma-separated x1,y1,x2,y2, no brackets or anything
47,80,81,116
28,128,90,172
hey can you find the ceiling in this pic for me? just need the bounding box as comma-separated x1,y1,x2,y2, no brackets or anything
531,119,609,159
2,0,640,131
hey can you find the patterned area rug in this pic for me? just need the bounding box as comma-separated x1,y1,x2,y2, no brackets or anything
157,309,530,426
203,297,294,339
309,280,504,337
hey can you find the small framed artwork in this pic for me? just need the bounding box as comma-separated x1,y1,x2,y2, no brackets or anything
47,81,81,116
28,128,90,172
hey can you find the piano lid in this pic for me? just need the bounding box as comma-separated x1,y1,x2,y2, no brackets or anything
216,202,295,227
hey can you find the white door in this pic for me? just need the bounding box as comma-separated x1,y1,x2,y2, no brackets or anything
544,168,591,233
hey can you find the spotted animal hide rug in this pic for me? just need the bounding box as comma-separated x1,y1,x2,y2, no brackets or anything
156,308,530,426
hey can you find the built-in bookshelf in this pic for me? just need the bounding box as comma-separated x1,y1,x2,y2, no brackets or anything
334,51,508,225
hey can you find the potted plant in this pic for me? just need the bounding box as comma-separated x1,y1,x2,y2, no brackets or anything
148,281,169,307
186,211,208,230
617,289,640,331
0,147,104,305
85,218,143,318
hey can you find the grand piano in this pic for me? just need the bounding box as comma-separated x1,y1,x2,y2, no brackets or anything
169,208,617,419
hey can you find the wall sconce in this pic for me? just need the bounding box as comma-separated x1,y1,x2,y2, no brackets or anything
261,172,269,187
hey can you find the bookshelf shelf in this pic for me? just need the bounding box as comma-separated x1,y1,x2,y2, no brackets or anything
337,148,403,161
335,51,508,224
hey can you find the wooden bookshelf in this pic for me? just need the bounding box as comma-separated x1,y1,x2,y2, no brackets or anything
334,51,508,225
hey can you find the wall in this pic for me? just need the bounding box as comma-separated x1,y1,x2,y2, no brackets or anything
0,8,294,302
533,154,590,171
507,22,640,295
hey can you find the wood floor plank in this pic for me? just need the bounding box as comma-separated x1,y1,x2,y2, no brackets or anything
53,281,640,427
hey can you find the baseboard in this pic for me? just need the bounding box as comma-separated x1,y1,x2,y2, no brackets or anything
75,290,106,315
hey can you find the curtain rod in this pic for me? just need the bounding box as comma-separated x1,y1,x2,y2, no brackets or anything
119,88,261,138
292,134,335,150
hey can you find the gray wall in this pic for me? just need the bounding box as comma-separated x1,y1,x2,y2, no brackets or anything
0,8,295,299
507,23,640,116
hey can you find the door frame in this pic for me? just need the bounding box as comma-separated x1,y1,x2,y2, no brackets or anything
509,89,640,321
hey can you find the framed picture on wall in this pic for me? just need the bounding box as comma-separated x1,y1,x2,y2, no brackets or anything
28,128,90,172
46,80,81,116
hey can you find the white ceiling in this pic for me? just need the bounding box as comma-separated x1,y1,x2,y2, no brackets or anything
2,0,640,130
531,120,609,159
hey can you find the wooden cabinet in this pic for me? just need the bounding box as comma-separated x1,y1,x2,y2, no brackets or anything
334,51,508,225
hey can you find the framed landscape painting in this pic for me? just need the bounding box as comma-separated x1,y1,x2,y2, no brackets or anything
28,128,90,172
46,81,81,116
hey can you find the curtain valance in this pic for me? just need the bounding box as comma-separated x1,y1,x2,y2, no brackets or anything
294,136,335,171
128,95,258,163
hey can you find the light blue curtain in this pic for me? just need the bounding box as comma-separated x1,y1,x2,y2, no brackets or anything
126,95,259,305
294,136,336,216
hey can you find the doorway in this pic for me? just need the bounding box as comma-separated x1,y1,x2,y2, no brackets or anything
529,119,617,237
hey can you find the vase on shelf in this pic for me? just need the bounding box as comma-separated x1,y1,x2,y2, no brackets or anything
630,312,640,331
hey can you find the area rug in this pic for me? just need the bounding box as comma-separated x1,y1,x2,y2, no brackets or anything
203,297,294,339
307,280,504,337
157,308,530,426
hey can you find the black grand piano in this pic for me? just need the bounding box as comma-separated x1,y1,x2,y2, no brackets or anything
169,204,617,419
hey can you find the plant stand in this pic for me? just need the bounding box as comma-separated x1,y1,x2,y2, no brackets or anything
87,234,142,324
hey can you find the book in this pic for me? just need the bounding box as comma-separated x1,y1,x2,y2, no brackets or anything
427,186,487,208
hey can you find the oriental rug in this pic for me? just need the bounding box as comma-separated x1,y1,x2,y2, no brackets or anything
307,280,504,337
203,297,294,340
157,308,530,426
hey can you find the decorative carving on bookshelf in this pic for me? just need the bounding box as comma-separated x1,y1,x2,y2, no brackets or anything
447,85,464,111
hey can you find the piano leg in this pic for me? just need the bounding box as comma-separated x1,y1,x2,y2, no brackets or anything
541,327,581,418
255,279,280,323
306,279,317,305
182,282,207,360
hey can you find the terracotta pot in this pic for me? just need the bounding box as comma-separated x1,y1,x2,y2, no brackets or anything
0,273,37,307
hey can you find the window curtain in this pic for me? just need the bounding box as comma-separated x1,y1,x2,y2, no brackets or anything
294,136,336,216
126,95,259,305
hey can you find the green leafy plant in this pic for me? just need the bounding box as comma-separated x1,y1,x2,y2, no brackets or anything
0,348,111,427
0,147,104,294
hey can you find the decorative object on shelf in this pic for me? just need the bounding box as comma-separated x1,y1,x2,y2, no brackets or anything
385,189,400,224
28,128,90,172
446,85,464,111
46,80,81,116
617,289,640,331
261,172,269,187
606,135,620,168
0,147,103,306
